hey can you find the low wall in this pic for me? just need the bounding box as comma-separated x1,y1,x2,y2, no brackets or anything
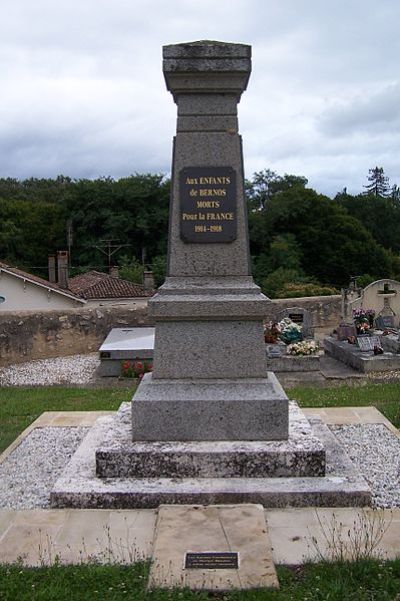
267,295,342,330
0,295,341,367
0,306,151,367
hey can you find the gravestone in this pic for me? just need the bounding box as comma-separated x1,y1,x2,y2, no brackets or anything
131,40,288,441
348,279,400,329
276,306,313,338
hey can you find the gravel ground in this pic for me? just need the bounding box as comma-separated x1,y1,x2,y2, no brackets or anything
0,354,100,386
0,427,89,509
330,424,400,509
0,422,398,510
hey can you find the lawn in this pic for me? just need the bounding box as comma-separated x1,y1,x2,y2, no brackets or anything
0,559,399,600
0,381,399,454
0,386,133,454
291,382,400,429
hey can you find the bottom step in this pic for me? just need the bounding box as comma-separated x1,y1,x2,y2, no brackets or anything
50,411,371,509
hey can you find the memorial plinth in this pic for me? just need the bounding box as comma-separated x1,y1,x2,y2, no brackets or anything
131,40,288,441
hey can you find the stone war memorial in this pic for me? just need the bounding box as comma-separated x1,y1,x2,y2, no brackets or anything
51,41,371,509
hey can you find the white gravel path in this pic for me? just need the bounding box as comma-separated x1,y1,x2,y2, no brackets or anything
0,354,100,386
0,427,89,509
330,424,400,509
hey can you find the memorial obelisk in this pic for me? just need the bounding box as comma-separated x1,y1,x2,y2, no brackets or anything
131,40,288,441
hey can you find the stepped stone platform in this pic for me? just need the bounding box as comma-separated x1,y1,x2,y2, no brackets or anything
50,401,371,510
324,336,400,373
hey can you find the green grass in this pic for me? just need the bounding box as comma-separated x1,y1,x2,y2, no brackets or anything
0,381,399,454
0,387,133,454
291,382,400,429
0,559,399,600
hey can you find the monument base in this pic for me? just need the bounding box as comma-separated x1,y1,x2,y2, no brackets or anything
131,372,289,441
50,402,371,509
98,401,324,478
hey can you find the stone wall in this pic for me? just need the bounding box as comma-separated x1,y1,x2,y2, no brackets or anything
0,295,341,367
0,306,151,367
267,295,342,330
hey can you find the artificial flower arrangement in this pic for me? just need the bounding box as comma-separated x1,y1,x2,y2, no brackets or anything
278,317,303,344
353,307,375,332
121,360,153,379
264,321,281,343
287,340,319,356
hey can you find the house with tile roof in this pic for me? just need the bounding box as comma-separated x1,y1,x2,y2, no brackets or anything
67,270,152,307
0,261,86,311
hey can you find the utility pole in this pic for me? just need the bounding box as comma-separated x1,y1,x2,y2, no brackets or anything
94,240,130,273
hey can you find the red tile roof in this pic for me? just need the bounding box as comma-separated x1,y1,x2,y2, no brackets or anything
0,261,85,302
68,271,152,300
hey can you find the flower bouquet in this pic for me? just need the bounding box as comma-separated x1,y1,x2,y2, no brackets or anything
353,308,374,334
264,321,281,343
121,359,153,379
278,317,303,345
287,340,319,356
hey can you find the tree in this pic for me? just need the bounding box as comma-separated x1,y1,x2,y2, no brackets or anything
363,166,390,197
245,170,307,210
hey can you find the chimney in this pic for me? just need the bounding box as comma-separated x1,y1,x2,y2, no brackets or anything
110,266,119,278
48,255,56,283
143,269,155,292
57,250,69,289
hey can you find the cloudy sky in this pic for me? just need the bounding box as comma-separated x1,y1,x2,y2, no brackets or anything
1,0,399,197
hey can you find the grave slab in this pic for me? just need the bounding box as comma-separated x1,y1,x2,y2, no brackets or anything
148,504,279,591
324,336,400,373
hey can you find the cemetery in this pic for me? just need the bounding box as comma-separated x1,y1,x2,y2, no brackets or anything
0,39,399,596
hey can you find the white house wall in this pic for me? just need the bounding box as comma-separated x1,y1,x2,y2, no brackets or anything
0,272,81,311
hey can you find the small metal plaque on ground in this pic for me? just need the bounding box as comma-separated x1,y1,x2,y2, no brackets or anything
148,504,279,591
185,552,239,570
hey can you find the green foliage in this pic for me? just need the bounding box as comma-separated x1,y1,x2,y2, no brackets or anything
356,274,376,289
248,185,392,287
0,174,170,275
337,192,400,252
363,166,391,197
151,254,167,287
259,267,309,298
118,255,144,284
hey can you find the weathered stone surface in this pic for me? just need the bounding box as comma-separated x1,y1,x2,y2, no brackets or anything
50,412,371,509
148,504,279,591
265,355,320,373
131,373,288,441
324,336,400,373
97,401,324,477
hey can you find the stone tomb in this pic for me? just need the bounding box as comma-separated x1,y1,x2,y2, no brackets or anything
51,40,370,509
99,327,154,376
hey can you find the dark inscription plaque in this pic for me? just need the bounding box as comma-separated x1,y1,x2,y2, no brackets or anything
376,315,395,330
184,552,239,570
288,313,304,324
180,167,237,243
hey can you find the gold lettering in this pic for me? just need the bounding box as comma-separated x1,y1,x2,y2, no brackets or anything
199,176,231,185
205,212,234,220
196,200,220,208
199,189,226,197
182,213,198,220
186,177,198,185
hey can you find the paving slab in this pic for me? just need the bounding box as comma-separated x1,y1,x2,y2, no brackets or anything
266,507,400,564
148,504,278,591
0,509,156,567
